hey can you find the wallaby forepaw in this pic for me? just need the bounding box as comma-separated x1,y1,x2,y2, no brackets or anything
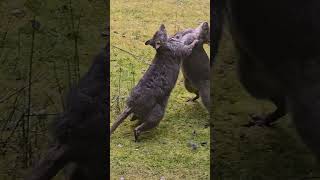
186,96,199,102
243,114,274,127
134,130,140,142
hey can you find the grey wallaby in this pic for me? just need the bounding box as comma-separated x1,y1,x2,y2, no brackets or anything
110,24,203,141
171,22,210,112
25,45,109,180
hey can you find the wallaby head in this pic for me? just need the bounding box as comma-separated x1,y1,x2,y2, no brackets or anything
172,22,210,45
197,22,210,44
145,24,168,49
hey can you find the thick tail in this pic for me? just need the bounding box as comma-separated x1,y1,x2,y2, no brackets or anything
110,107,132,134
24,144,70,180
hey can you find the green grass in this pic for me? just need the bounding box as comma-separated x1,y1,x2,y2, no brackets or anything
213,30,320,180
110,0,210,179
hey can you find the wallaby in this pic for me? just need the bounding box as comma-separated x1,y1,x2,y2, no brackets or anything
214,0,320,159
110,24,202,141
171,22,210,112
25,45,109,180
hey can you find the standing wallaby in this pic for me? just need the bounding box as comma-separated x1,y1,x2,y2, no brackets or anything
171,22,210,112
25,45,109,180
110,24,201,141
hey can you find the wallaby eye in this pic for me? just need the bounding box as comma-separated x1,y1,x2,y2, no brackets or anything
156,40,161,45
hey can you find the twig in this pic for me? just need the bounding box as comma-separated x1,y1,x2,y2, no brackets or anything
25,15,37,167
74,9,83,81
111,45,151,65
69,0,80,83
52,62,65,111
0,72,45,104
1,111,26,155
0,95,19,140
116,67,122,113
0,18,11,49
130,63,135,90
28,113,59,117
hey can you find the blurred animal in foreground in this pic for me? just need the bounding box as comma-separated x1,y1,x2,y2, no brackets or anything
214,0,320,159
25,45,109,180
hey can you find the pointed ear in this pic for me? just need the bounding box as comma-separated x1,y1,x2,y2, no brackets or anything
202,22,209,31
145,39,151,45
159,24,166,31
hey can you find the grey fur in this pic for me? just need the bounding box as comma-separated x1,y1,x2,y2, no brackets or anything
110,24,201,141
171,22,210,112
25,45,109,180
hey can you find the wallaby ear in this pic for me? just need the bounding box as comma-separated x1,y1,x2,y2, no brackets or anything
145,39,151,45
202,22,209,32
159,24,166,31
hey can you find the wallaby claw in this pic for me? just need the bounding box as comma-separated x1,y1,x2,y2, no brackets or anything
134,130,139,142
243,114,274,127
186,95,199,102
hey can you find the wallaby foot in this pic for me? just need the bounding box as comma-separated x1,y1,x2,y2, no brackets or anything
130,115,138,121
134,129,140,142
243,97,286,127
186,94,200,102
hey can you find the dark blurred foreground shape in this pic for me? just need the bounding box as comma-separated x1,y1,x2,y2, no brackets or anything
24,44,109,180
212,0,320,178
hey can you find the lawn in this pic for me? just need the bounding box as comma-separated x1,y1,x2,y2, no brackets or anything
213,30,320,180
110,0,210,179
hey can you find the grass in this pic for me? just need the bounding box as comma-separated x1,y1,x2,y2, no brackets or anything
110,0,210,179
213,30,320,180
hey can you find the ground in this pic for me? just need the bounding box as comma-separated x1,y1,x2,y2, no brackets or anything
110,0,210,179
213,30,320,180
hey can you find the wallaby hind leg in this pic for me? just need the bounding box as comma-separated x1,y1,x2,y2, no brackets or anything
184,78,199,102
130,115,138,121
199,80,210,112
134,104,165,142
251,97,287,126
68,163,89,180
287,60,320,159
187,93,200,102
24,144,70,180
244,96,287,127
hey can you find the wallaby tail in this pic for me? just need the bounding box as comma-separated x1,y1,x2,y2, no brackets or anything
199,80,211,112
24,144,70,180
288,79,320,159
110,107,132,134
